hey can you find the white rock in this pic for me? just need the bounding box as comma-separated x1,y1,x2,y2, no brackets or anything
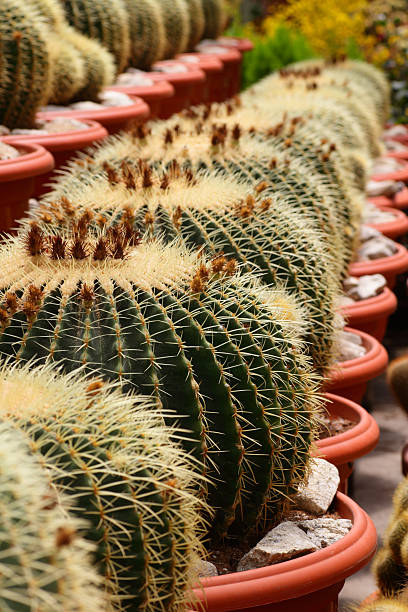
357,238,397,261
340,330,363,346
340,295,355,306
197,560,218,577
338,340,366,361
0,125,10,135
99,90,134,107
372,157,405,173
237,522,316,571
366,179,400,197
346,274,386,301
115,73,154,86
360,225,383,242
39,117,88,133
293,459,340,515
383,125,408,138
343,276,359,292
69,101,102,110
0,141,19,160
297,518,352,548
10,128,48,135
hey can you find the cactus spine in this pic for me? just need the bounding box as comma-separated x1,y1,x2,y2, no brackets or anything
61,0,131,73
0,228,320,536
0,0,52,128
0,422,105,611
0,360,206,610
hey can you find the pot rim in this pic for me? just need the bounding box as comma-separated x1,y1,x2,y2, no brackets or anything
194,44,242,63
176,53,224,73
106,79,175,100
212,36,254,53
371,160,408,182
366,206,408,238
150,61,206,84
37,96,150,124
349,240,408,278
328,326,388,387
2,120,107,152
316,392,379,464
0,141,54,182
191,492,376,609
341,286,397,323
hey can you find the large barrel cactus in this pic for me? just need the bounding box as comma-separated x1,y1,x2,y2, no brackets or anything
0,360,206,610
155,0,190,59
0,228,320,537
34,155,340,374
0,422,105,611
0,0,51,128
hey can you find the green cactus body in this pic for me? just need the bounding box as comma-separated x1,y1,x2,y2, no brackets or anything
200,0,226,39
122,0,165,69
0,360,206,610
184,0,205,51
0,231,319,536
63,26,116,101
27,0,66,29
0,0,51,129
62,0,131,73
0,421,105,611
48,33,86,104
37,149,340,373
156,0,190,59
373,548,408,597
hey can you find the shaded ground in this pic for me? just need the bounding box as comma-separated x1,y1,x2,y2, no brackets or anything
339,280,408,610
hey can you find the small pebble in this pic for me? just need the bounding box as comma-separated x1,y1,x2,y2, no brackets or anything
197,560,218,577
0,141,20,160
297,518,352,548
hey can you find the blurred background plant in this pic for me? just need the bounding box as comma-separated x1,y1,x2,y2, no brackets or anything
363,0,408,124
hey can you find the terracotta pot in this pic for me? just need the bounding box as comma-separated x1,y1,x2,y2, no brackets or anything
4,120,107,197
190,492,377,612
150,61,206,118
195,43,242,99
325,327,388,404
394,187,408,209
175,53,223,105
366,206,408,239
349,241,408,289
371,160,408,182
211,36,254,54
37,96,150,135
105,78,174,119
387,149,408,160
0,141,54,233
367,195,394,207
316,393,379,494
341,287,397,342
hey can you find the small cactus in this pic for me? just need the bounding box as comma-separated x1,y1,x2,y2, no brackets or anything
61,0,131,73
0,229,320,536
0,0,52,128
355,599,408,612
184,0,205,51
47,34,87,104
0,359,206,610
0,422,105,611
200,0,227,40
155,0,190,59
122,0,166,69
373,548,407,597
387,356,408,417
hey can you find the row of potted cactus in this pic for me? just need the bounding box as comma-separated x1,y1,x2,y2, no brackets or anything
0,54,402,610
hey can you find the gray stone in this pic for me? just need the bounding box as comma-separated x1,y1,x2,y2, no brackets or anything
297,518,352,549
99,90,134,107
197,560,218,577
0,141,19,160
345,274,386,301
360,226,383,242
366,179,401,197
357,237,397,261
237,522,317,571
293,459,340,515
